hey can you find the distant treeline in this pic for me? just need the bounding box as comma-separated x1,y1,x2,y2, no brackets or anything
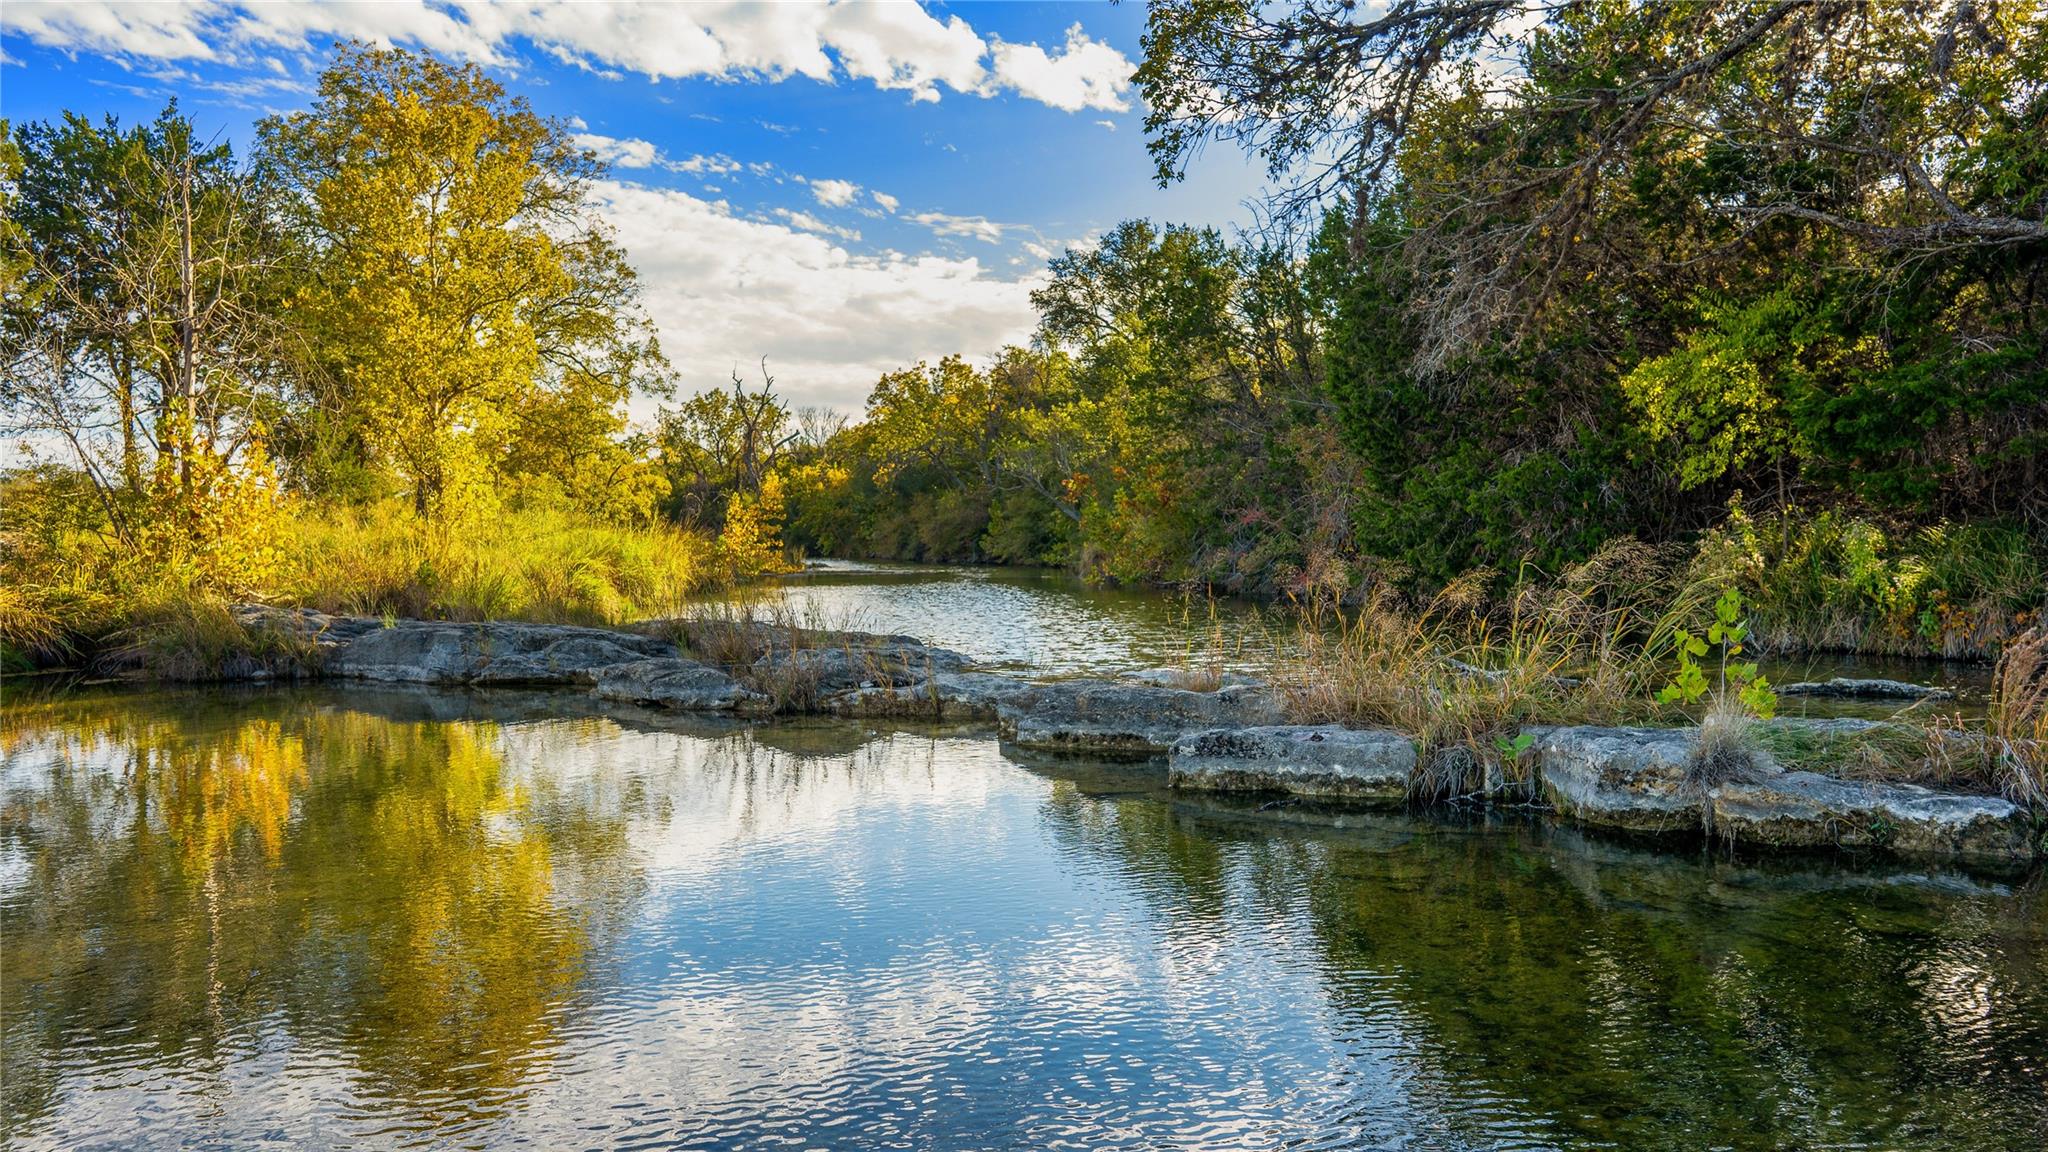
4,6,2044,667
726,0,2044,656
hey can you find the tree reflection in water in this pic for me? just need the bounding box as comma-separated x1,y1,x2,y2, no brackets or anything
3,686,2044,1151
1,690,620,1140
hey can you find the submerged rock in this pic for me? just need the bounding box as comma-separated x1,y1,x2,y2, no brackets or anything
591,658,769,713
329,620,673,684
1778,677,1954,701
1708,772,2032,865
997,680,1285,757
1169,725,1415,803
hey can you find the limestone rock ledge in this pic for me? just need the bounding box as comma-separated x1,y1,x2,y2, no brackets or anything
328,620,674,685
994,680,1286,757
1708,772,2029,862
590,658,770,714
1532,726,1702,834
1532,724,2032,867
218,608,2037,866
1169,725,1414,803
1778,677,1954,700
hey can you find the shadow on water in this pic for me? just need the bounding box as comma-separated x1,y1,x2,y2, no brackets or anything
3,683,2043,1150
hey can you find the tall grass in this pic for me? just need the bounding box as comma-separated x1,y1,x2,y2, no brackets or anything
1270,540,1710,798
284,501,720,626
653,599,938,712
1990,625,2048,806
1,484,730,672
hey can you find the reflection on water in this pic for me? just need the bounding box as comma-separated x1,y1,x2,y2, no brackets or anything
3,686,2044,1150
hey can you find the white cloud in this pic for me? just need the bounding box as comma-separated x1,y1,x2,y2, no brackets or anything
674,153,743,176
0,2,1138,115
771,208,861,244
573,133,750,179
816,0,984,104
989,24,1132,113
573,131,660,169
808,178,860,208
594,180,1040,414
871,191,899,213
909,210,1004,244
0,0,222,61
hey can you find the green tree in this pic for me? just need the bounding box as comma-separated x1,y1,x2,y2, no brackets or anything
3,103,296,573
257,43,666,517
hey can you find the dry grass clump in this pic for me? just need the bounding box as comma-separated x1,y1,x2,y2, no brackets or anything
1989,624,2048,806
1162,666,1226,692
1686,699,1765,790
659,599,856,663
656,599,922,712
98,591,325,680
1160,597,1265,693
0,584,70,669
1270,540,1706,800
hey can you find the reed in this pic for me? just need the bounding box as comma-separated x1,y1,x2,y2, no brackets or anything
1989,624,2048,806
1269,540,1708,798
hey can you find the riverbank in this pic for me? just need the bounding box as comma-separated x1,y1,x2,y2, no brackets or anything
0,497,775,676
54,604,2039,870
798,507,2045,664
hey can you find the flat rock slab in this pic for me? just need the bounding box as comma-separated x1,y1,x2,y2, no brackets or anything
754,642,972,696
328,621,674,685
1532,723,2039,865
1122,667,1266,690
828,671,1032,720
232,605,383,647
1170,725,1416,803
998,680,1285,757
591,658,768,713
1778,678,1954,700
1534,726,1703,834
1708,772,2031,865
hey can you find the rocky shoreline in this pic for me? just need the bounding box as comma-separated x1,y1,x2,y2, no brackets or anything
223,608,2041,869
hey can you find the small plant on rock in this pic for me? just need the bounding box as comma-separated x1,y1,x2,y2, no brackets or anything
1660,589,1778,788
1658,588,1778,720
1493,731,1536,781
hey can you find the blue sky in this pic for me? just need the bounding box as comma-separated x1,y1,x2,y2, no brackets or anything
1,2,1269,414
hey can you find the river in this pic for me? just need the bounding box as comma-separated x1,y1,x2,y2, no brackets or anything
1,565,2039,1150
707,560,1995,715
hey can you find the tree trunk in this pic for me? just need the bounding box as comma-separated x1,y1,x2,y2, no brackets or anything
174,153,199,493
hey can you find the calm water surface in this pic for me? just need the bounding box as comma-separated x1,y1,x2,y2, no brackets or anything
701,561,1995,715
697,559,1286,676
3,684,2044,1151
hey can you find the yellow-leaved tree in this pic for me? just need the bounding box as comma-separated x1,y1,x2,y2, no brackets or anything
256,43,669,522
